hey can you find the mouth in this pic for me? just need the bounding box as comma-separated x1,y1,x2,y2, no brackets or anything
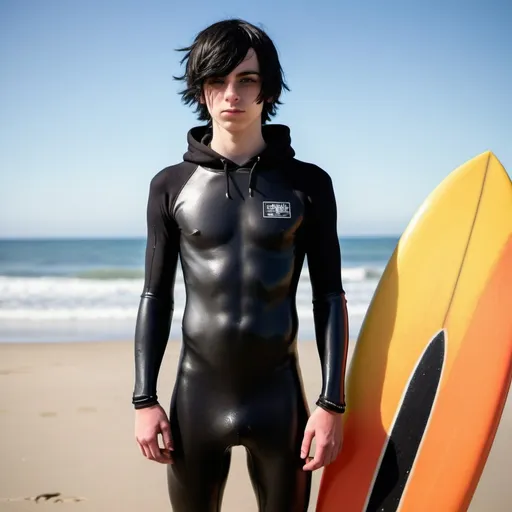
222,109,244,114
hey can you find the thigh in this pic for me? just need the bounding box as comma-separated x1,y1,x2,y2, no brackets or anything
167,445,232,512
166,376,233,512
245,445,311,512
243,368,311,512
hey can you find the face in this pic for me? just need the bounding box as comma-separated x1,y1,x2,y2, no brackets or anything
201,48,265,133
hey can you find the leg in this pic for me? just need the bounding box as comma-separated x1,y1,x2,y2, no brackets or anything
167,444,232,512
243,365,312,512
246,445,311,512
166,375,234,512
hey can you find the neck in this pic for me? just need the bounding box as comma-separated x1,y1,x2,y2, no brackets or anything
209,118,266,166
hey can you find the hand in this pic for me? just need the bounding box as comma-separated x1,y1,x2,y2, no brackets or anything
135,404,174,464
301,406,344,471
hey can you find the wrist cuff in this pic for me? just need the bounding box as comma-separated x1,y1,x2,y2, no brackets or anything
132,395,159,410
316,396,346,414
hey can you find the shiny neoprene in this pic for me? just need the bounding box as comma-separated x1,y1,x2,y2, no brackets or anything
133,125,349,511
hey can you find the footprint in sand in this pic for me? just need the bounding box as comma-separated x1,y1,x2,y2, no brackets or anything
77,406,97,413
0,492,86,503
35,492,86,503
0,367,31,375
39,411,58,418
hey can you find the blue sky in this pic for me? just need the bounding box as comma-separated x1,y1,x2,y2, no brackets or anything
1,0,510,238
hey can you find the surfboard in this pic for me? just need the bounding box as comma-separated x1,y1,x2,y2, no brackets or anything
316,151,512,512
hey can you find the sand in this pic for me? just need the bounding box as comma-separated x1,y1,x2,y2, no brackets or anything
0,339,510,511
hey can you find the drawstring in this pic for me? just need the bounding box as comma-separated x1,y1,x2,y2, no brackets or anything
248,157,260,197
221,159,231,199
221,156,260,199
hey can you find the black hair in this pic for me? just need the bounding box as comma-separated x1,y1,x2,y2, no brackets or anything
174,19,289,124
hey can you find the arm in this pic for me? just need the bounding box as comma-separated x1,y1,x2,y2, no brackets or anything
305,170,349,414
132,171,180,410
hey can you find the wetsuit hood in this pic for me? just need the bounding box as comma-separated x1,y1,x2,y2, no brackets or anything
183,124,295,169
183,124,296,198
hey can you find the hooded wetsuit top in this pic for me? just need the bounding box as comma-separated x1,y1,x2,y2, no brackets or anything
132,124,349,511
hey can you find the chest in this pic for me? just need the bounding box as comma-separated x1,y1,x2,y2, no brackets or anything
173,167,306,251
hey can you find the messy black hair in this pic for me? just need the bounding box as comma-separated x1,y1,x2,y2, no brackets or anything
174,19,289,124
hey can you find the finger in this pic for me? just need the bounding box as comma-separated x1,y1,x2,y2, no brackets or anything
147,439,167,464
155,441,173,465
137,440,148,458
300,430,314,459
160,447,174,464
303,456,323,471
141,441,155,461
329,438,343,463
324,451,336,468
161,422,174,451
335,441,342,459
326,443,340,465
159,423,174,463
303,443,327,471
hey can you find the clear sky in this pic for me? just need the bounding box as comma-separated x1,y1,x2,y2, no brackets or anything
1,0,510,238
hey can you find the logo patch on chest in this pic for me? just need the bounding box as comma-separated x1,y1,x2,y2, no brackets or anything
263,201,291,218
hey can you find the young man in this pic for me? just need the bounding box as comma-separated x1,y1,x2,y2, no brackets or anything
132,18,349,512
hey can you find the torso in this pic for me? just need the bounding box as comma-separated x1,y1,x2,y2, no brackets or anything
173,165,308,380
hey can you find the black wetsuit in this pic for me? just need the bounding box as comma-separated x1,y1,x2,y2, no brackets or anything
132,124,349,512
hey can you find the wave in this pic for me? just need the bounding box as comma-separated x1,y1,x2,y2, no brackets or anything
0,268,380,323
301,266,384,283
63,265,384,282
0,274,374,341
0,303,371,321
0,280,376,321
74,268,144,279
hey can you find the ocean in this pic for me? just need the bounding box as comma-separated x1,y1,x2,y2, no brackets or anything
0,237,398,343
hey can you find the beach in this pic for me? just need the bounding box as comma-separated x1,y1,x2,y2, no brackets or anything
0,339,511,511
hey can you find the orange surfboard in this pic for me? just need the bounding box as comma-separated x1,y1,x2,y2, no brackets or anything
317,151,512,511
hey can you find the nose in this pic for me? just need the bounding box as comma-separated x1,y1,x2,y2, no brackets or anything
224,82,240,103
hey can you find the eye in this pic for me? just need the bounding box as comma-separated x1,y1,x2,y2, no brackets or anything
206,77,224,86
240,76,260,85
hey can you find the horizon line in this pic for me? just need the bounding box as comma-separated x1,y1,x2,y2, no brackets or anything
0,233,402,241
